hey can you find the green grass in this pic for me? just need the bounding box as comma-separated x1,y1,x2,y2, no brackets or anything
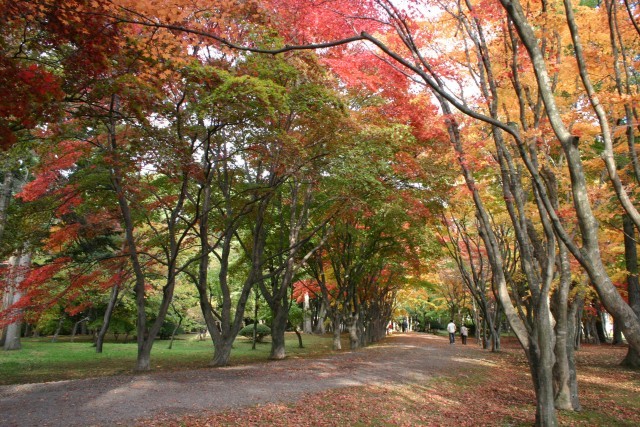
0,332,347,385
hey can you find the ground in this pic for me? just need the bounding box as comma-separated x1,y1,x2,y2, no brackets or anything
1,333,639,426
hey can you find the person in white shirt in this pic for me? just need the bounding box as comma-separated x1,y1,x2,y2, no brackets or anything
460,325,468,344
447,320,456,344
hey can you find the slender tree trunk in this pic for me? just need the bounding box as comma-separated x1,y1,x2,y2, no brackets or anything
51,316,64,343
294,327,304,348
168,315,183,350
96,284,120,353
566,295,581,410
70,317,89,343
574,299,584,350
252,287,259,350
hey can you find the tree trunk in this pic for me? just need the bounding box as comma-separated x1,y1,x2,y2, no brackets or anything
51,316,64,343
168,314,183,350
269,298,289,360
4,320,22,351
596,312,607,344
551,242,581,411
332,312,341,350
574,300,584,350
524,325,558,426
622,213,640,367
303,292,312,334
294,327,304,348
347,313,359,350
252,288,259,350
137,344,152,372
212,339,234,367
566,297,581,410
2,255,19,351
612,316,624,345
0,170,15,246
96,284,120,353
70,317,89,343
313,300,327,334
4,251,30,351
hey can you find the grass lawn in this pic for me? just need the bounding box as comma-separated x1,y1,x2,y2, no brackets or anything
0,332,346,385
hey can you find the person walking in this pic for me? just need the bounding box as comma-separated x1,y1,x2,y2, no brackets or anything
447,320,456,344
460,325,468,345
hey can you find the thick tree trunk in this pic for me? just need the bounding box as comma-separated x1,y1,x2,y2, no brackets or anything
595,312,608,344
137,344,152,372
2,255,18,350
622,214,640,367
4,252,31,351
622,346,640,368
552,243,581,411
269,299,289,360
612,317,624,345
313,300,327,334
4,321,22,351
527,337,558,426
212,339,234,366
347,313,359,350
332,312,341,350
0,170,15,246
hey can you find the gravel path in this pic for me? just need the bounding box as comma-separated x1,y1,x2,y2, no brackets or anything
0,333,488,426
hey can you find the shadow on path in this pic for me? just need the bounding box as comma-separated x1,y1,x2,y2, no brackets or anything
0,333,487,427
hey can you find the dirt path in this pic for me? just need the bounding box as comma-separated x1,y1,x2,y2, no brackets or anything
0,333,486,426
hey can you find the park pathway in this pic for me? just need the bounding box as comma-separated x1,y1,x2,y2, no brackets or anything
0,333,490,426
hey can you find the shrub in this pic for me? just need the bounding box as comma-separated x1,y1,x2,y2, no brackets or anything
239,323,271,342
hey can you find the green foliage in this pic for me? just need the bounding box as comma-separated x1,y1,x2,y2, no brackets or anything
288,303,304,329
579,0,599,8
239,323,271,342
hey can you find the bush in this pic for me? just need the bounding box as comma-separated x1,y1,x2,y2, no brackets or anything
239,323,271,342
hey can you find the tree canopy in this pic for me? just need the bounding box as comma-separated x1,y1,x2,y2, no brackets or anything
3,1,640,424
